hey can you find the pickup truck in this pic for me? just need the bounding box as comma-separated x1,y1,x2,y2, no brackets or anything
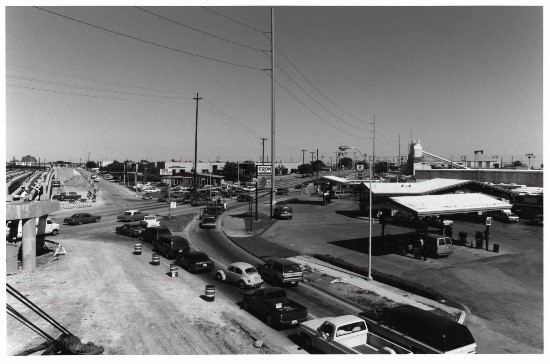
200,214,217,229
242,288,308,328
298,315,411,354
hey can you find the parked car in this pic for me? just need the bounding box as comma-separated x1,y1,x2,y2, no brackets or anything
142,193,153,200
257,258,303,286
141,226,172,244
6,218,60,239
154,235,190,259
140,215,161,228
397,233,453,258
527,214,543,226
276,187,289,195
117,210,146,222
358,305,477,354
176,251,215,273
295,184,303,189
214,262,263,289
273,205,293,220
332,190,352,199
142,187,161,193
115,223,146,237
63,213,101,225
492,209,519,223
242,287,308,328
191,199,209,206
298,315,411,354
237,194,253,202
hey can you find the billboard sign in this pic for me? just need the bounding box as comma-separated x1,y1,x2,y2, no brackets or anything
160,169,172,176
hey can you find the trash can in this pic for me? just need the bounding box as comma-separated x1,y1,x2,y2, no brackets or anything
458,232,468,246
205,284,215,301
475,231,484,249
493,243,500,253
170,264,178,278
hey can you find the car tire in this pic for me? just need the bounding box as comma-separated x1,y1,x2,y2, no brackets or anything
266,315,276,328
292,281,299,287
51,229,59,236
238,281,246,289
78,221,83,225
243,301,250,312
95,218,99,223
215,272,223,281
302,335,313,351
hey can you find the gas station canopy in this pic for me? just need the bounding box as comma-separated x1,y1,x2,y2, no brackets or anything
389,193,512,216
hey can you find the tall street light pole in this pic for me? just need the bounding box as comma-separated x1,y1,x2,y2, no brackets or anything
193,93,202,191
339,145,372,280
474,150,483,181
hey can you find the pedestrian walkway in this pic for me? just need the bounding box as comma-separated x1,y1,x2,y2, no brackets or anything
221,201,466,323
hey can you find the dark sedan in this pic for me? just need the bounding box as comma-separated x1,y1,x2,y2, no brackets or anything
176,251,215,273
63,213,101,225
115,223,146,237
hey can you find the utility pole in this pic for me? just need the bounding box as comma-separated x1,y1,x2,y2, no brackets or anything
398,134,401,167
475,150,484,181
526,153,534,168
310,151,315,163
269,8,275,219
301,149,306,165
330,156,333,171
193,93,202,191
316,149,319,178
261,138,267,164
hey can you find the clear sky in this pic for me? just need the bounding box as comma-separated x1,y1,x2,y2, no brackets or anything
4,2,544,167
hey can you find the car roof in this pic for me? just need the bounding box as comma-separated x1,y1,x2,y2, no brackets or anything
385,305,463,331
268,258,297,265
229,262,254,269
124,209,140,213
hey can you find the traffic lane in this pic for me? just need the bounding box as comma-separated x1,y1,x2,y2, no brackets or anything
186,215,366,321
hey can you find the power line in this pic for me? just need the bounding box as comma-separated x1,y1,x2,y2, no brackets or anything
266,71,359,138
202,98,261,137
7,83,184,104
274,62,368,132
7,74,190,100
135,7,267,52
33,7,264,71
201,103,258,142
7,63,191,95
201,7,267,34
275,44,369,127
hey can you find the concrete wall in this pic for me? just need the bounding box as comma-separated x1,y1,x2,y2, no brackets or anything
415,169,543,187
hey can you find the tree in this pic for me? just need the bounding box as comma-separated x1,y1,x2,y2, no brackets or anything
298,163,313,175
86,161,98,169
223,162,238,182
311,160,325,172
339,157,353,169
373,161,389,174
21,155,37,163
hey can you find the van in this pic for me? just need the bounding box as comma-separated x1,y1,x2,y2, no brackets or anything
400,233,453,258
6,218,60,239
359,305,477,354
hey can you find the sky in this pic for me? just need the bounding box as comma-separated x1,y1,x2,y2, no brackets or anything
3,2,544,167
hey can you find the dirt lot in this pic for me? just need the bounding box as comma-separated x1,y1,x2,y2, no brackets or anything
5,215,284,355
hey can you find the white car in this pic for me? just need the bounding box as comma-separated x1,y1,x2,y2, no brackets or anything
243,186,256,192
140,215,161,228
214,262,263,289
143,187,161,193
6,218,60,239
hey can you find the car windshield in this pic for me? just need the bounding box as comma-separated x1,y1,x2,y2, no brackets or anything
191,252,209,261
244,267,258,274
123,212,132,215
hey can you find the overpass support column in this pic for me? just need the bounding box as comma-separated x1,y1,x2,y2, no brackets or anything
21,218,37,270
37,215,48,251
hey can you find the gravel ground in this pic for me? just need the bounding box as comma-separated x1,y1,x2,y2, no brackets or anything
5,214,285,355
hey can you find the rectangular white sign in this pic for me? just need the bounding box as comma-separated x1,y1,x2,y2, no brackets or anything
160,169,172,176
257,165,272,175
